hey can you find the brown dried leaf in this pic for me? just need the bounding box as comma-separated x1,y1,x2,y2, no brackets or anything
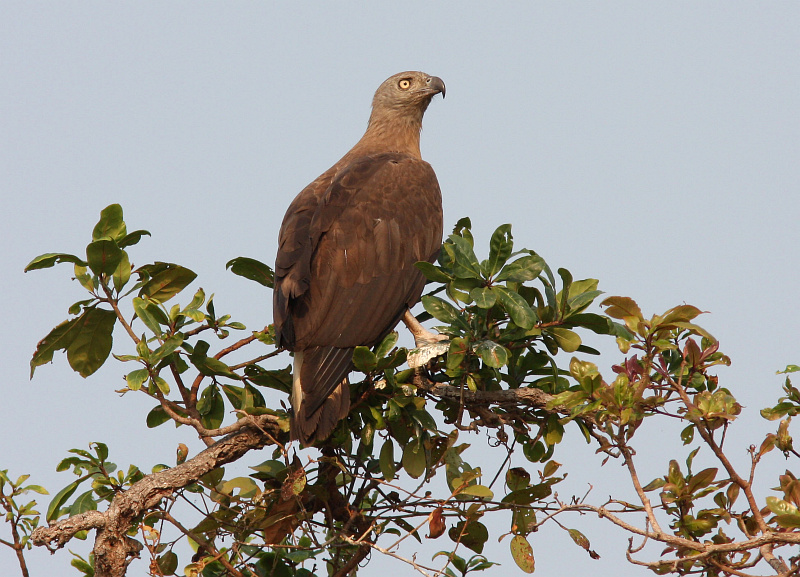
428,507,446,539
260,498,300,544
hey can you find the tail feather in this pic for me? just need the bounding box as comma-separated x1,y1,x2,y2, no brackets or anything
290,345,353,446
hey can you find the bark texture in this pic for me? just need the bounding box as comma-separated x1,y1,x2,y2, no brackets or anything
32,415,281,577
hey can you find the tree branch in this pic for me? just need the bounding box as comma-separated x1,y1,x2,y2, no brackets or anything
413,373,555,410
32,414,282,577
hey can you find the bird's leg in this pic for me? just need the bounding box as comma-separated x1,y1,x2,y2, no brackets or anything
402,310,448,348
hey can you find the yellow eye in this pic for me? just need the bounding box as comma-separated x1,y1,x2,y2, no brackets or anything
398,79,411,90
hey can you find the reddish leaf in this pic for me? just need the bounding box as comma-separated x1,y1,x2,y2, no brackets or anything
600,296,643,321
428,507,446,539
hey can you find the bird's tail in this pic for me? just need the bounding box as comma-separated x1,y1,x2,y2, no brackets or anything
290,345,353,446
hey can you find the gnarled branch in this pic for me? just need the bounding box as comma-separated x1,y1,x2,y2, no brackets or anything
32,414,282,577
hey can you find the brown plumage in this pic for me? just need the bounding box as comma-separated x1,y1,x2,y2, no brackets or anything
274,71,445,446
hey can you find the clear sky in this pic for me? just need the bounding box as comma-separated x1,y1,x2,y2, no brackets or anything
2,3,799,575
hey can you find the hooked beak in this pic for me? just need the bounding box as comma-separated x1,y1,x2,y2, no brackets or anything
426,76,446,99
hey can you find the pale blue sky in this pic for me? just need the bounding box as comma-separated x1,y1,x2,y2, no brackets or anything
2,3,799,575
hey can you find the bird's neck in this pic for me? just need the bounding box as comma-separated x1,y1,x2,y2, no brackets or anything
352,110,424,159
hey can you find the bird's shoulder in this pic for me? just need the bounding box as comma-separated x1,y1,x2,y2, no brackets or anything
324,152,437,203
277,151,438,264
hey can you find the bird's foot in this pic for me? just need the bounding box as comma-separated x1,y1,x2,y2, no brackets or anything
403,310,450,368
402,310,448,348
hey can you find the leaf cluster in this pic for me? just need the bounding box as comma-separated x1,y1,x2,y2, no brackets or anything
0,469,48,553
16,205,800,577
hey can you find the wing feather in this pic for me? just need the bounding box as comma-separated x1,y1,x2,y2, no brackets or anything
274,152,443,444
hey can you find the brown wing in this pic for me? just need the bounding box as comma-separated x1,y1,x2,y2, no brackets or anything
274,152,443,426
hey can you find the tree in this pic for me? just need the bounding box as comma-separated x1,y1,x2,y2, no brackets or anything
5,204,800,577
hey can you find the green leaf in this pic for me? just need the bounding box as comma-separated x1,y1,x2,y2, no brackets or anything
86,239,123,276
542,460,561,477
245,364,292,393
377,346,406,371
92,204,126,241
74,265,95,292
157,551,178,576
450,520,489,554
778,365,800,375
557,267,573,314
112,251,131,293
460,484,494,500
511,507,537,536
680,424,695,444
221,383,265,411
642,478,666,492
225,257,274,288
522,440,546,463
394,518,422,543
150,334,184,364
352,346,378,373
494,287,536,329
422,295,462,326
139,263,197,303
380,440,396,481
198,386,225,430
70,490,98,516
495,255,545,283
117,229,151,249
766,496,797,516
375,331,398,360
132,297,165,336
475,340,509,368
452,217,474,244
415,261,452,283
250,460,286,477
485,224,513,277
470,286,497,309
402,439,427,479
547,327,582,353
567,289,603,314
68,299,94,317
190,346,239,379
568,528,592,552
152,376,170,395
47,479,83,521
56,456,87,473
126,369,149,391
447,337,469,370
20,483,48,495
146,405,172,428
30,317,82,378
220,477,259,498
510,534,535,573
70,554,94,575
688,468,718,493
24,253,87,272
775,513,800,529
447,235,483,279
564,313,613,334
66,308,117,377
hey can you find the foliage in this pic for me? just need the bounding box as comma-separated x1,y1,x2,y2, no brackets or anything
0,469,48,577
7,204,800,577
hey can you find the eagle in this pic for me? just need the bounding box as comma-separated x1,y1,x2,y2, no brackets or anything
273,71,446,446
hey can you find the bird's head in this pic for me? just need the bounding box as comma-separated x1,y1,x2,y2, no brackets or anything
370,71,445,124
